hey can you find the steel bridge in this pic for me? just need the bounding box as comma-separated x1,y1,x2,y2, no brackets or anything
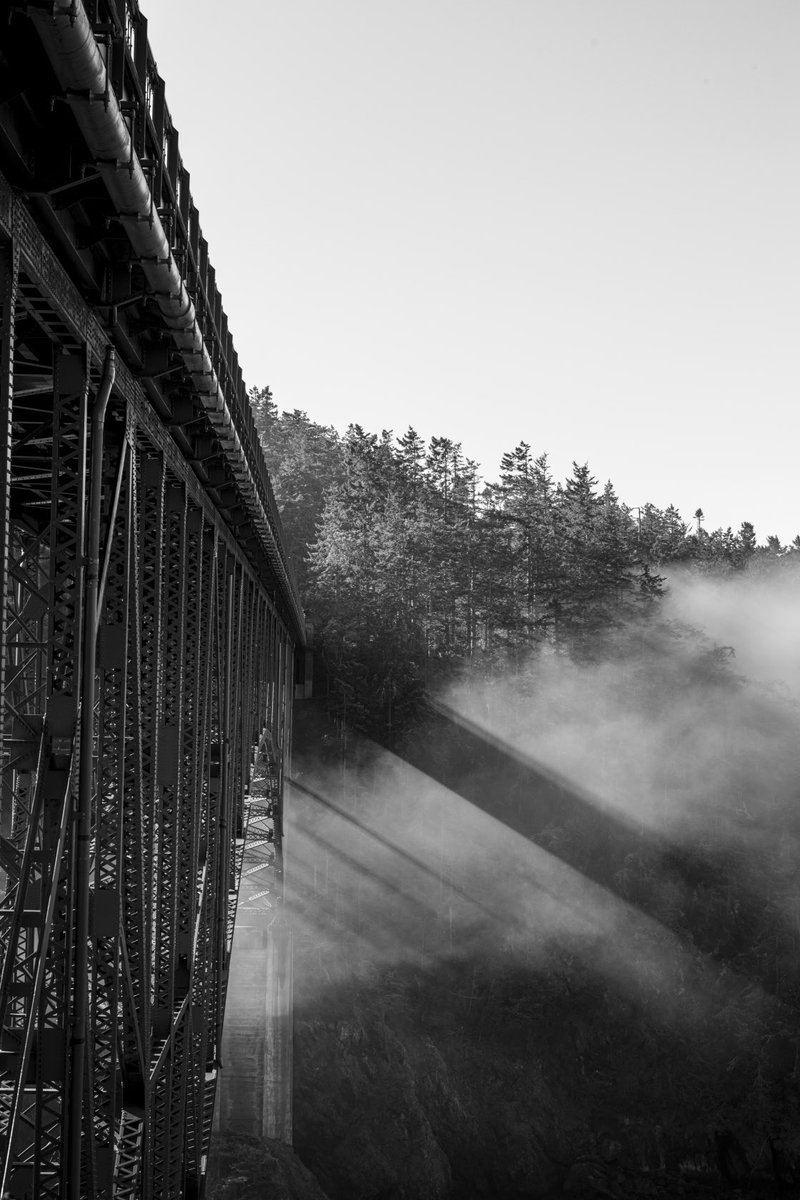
0,2,305,1196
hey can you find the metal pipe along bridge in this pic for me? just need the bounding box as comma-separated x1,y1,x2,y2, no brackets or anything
0,2,305,1196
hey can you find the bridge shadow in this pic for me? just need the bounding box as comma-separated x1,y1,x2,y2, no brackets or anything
289,776,573,933
347,698,799,1002
287,767,714,1031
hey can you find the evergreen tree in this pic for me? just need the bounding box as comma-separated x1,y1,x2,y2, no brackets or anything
255,405,343,593
635,503,689,563
738,521,757,560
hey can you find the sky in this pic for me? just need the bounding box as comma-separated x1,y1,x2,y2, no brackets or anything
143,1,800,542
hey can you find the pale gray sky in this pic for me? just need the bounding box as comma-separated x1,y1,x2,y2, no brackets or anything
145,1,800,541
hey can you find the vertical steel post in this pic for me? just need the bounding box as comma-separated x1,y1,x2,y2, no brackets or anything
69,347,116,1197
0,240,17,819
215,567,235,1064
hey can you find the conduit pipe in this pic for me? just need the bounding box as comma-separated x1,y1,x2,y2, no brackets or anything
30,1,304,640
70,345,115,1199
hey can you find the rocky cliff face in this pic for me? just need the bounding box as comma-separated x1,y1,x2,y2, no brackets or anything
206,1132,331,1200
291,953,799,1200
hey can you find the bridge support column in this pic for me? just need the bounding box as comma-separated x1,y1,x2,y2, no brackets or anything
214,913,293,1143
263,914,293,1143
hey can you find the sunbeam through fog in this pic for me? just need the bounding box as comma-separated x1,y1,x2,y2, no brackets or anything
289,574,800,1049
288,734,777,1030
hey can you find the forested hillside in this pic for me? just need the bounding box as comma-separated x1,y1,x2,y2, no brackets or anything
252,385,799,739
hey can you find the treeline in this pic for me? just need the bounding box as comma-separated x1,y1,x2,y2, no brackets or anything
252,387,799,735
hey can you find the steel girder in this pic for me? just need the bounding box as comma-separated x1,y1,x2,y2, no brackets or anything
0,181,296,1198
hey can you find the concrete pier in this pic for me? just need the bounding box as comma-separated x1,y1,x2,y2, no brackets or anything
214,913,293,1142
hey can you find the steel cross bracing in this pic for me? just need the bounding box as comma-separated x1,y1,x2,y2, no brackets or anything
0,2,303,1195
0,204,297,1197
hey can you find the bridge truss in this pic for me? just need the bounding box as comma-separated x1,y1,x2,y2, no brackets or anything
0,2,304,1197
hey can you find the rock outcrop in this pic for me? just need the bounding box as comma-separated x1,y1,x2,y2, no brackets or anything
206,1132,331,1200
